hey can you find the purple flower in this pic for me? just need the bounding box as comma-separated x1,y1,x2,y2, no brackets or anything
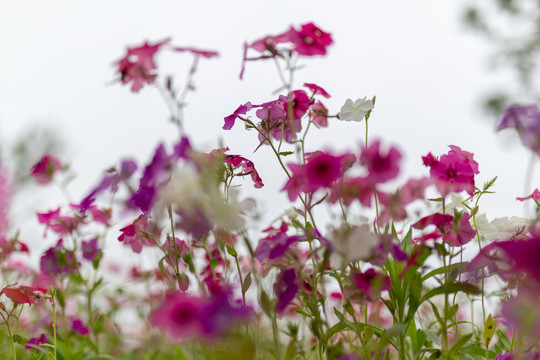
497,104,540,155
255,222,306,262
71,318,90,335
40,239,79,276
25,333,48,349
274,268,299,313
81,238,101,262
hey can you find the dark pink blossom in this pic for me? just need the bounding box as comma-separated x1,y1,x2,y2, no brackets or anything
37,207,84,235
118,215,160,253
517,188,540,201
115,38,169,92
360,140,402,184
287,90,310,121
255,222,306,262
40,239,79,276
223,102,253,130
172,46,219,58
303,83,331,98
330,176,377,207
150,289,252,339
71,318,90,335
81,238,101,262
288,23,333,56
423,145,479,196
274,268,299,314
0,283,48,305
351,268,391,303
31,154,62,185
224,152,264,188
413,212,476,247
25,333,48,349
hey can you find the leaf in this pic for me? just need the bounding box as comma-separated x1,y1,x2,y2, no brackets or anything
484,314,496,346
226,245,237,257
242,272,252,294
279,151,294,156
12,334,25,344
424,328,440,346
419,283,482,305
421,262,468,282
448,333,473,358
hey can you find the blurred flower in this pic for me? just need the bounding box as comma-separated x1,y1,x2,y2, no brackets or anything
496,104,540,155
40,239,79,276
517,188,540,201
311,101,329,127
423,145,479,196
329,225,380,267
360,140,402,184
274,268,299,314
303,82,331,98
223,102,253,130
288,23,333,56
0,283,48,305
115,38,169,92
338,97,374,122
25,333,48,350
118,214,160,253
350,268,391,303
71,318,90,335
413,211,476,247
31,154,62,185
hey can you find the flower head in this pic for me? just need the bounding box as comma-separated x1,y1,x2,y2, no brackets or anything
338,97,374,122
496,104,540,155
31,154,62,185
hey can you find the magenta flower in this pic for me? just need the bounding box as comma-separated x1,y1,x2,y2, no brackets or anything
287,90,310,121
223,102,253,130
150,289,252,339
0,283,49,305
496,104,540,155
423,145,479,196
413,212,476,247
25,333,48,350
37,207,84,235
274,268,299,313
172,46,219,58
118,214,160,253
351,268,391,303
517,188,540,201
115,38,169,92
360,140,402,184
71,318,90,335
81,238,101,262
255,222,306,262
303,82,331,98
288,23,333,56
31,154,62,185
330,176,377,207
282,151,354,201
223,152,264,188
40,239,79,276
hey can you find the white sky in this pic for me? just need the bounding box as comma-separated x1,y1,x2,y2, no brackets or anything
0,1,534,250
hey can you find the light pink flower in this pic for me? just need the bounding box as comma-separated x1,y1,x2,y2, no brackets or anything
31,154,62,185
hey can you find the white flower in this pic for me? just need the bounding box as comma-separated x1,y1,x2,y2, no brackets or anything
338,97,374,122
329,225,380,268
475,213,530,241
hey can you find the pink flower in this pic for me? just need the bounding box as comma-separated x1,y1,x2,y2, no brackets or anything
330,176,377,207
150,289,252,339
351,268,391,303
0,283,48,305
31,154,62,185
223,102,253,130
282,151,354,201
37,207,84,235
311,101,329,127
287,90,310,121
255,222,306,262
118,214,160,253
172,46,219,58
0,166,10,238
303,83,331,98
274,268,299,314
288,23,333,56
413,212,476,247
115,38,169,92
423,145,479,196
360,140,402,184
517,188,540,201
223,152,264,188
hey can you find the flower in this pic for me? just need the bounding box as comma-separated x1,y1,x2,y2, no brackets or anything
359,140,402,184
40,239,79,276
118,214,160,253
274,268,299,313
329,225,380,267
115,38,170,92
351,268,391,303
517,188,540,201
0,283,48,305
338,97,374,122
311,101,329,127
496,103,540,155
223,102,253,130
423,145,479,196
288,23,333,56
31,154,62,185
413,211,476,247
25,333,48,350
303,82,331,98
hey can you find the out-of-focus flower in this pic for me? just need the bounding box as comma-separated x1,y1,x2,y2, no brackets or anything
350,268,391,303
311,101,329,127
360,140,402,184
150,289,252,339
0,283,49,305
115,38,169,92
274,268,299,314
37,208,84,236
223,102,253,130
496,104,540,155
40,239,79,276
81,238,101,262
329,225,380,267
475,214,530,241
303,83,331,98
288,23,333,56
118,214,160,254
423,145,479,196
413,211,476,247
517,188,540,201
255,222,306,262
338,97,374,122
31,154,62,185
25,333,48,350
70,318,90,335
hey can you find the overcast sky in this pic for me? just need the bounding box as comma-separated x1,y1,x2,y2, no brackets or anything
0,1,534,250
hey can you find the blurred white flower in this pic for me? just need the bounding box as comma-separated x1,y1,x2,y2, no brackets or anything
475,213,530,241
329,225,380,268
338,97,374,122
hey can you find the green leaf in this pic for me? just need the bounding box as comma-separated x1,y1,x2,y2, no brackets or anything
209,258,218,270
448,333,473,358
421,262,468,282
484,314,496,346
242,272,252,294
424,328,440,346
419,283,482,305
12,334,25,344
279,151,294,156
226,245,238,257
